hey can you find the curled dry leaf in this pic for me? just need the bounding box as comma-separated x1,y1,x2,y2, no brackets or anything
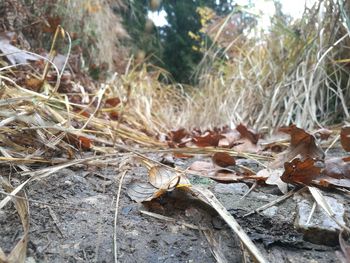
323,157,350,179
126,181,164,202
258,168,288,194
149,166,190,190
341,126,350,152
281,158,322,185
236,123,259,144
271,125,324,168
212,152,235,167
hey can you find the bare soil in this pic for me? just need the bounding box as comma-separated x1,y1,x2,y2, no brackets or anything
0,154,347,263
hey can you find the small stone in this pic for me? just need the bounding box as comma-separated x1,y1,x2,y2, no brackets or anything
294,192,345,246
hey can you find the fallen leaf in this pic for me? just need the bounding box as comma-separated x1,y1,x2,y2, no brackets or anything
105,97,121,107
236,123,259,144
42,16,61,33
25,78,43,91
316,177,350,189
189,161,216,177
258,168,288,194
341,126,350,152
218,130,241,147
0,32,38,65
126,181,163,202
173,153,194,159
169,128,188,143
78,136,92,150
281,158,322,185
192,132,224,147
149,166,190,190
189,161,267,183
323,157,350,179
212,152,235,167
271,125,324,168
232,138,261,153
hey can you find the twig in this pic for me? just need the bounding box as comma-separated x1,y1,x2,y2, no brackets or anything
243,187,303,217
114,170,127,263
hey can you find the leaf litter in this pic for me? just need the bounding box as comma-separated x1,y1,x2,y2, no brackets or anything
1,28,350,262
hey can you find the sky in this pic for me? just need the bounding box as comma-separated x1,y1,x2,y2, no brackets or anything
148,0,317,28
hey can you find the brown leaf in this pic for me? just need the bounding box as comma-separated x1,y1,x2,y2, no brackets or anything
271,125,324,168
341,126,350,152
173,153,194,159
281,158,322,185
192,132,224,147
212,152,235,167
169,128,188,143
236,123,259,144
189,161,267,183
323,157,350,179
316,177,350,189
126,181,162,202
149,166,190,190
212,170,266,183
25,78,43,91
105,97,121,107
42,16,61,33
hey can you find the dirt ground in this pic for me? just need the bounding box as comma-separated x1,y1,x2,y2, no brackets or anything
0,154,347,263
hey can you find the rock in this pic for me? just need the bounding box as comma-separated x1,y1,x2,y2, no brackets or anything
294,192,345,246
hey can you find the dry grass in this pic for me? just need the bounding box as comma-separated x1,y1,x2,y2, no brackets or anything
180,0,350,130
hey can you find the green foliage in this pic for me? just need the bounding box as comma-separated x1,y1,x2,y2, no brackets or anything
122,0,235,84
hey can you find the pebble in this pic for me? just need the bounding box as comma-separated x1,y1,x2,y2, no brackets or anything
294,192,345,246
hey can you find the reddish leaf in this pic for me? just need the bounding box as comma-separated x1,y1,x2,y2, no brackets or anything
43,16,61,33
236,123,259,144
341,126,350,152
105,97,121,107
169,128,188,143
25,78,43,92
323,157,350,179
281,158,322,185
316,177,350,189
192,132,224,147
173,153,194,159
212,152,235,167
78,136,92,150
271,125,324,168
108,111,119,120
